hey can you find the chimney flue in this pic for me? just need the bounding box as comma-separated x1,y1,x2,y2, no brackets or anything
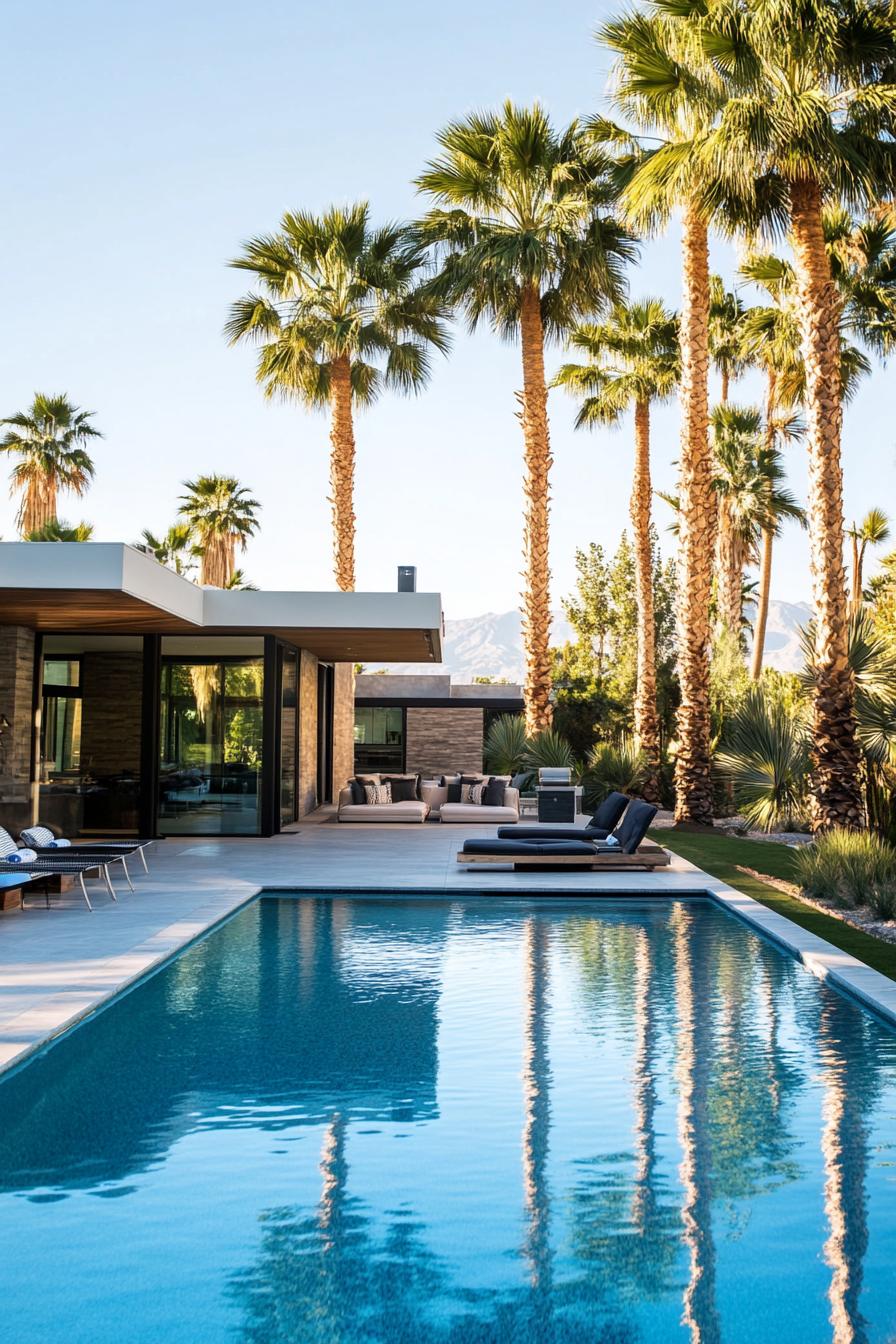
397,565,417,593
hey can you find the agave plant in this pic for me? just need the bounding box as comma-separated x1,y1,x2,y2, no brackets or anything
484,715,530,776
715,688,811,833
582,737,649,810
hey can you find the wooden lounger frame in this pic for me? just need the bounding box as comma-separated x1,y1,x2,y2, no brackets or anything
457,841,671,871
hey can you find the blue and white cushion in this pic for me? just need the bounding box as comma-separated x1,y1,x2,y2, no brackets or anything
0,827,21,860
21,826,70,848
4,848,37,865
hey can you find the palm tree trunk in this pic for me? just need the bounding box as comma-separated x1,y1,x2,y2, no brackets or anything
200,536,229,587
851,538,863,616
715,500,744,636
750,370,779,681
750,527,774,680
720,367,730,405
673,203,715,826
21,476,57,537
789,178,862,831
519,281,553,734
632,399,661,803
329,354,356,592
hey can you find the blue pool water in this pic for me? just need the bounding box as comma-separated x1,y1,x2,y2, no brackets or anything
1,896,895,1343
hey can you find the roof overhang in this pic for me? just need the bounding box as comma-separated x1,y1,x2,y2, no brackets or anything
0,543,443,662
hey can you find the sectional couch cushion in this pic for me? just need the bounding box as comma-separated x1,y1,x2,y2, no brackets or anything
484,777,507,807
383,775,420,803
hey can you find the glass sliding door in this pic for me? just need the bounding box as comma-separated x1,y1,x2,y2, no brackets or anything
38,636,143,836
158,654,264,835
279,646,298,826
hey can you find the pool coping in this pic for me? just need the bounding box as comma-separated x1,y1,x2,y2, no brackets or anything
2,866,896,1081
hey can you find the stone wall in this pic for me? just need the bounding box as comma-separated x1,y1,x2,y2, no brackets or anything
0,625,37,835
331,663,355,801
405,707,484,777
298,649,319,817
80,653,143,776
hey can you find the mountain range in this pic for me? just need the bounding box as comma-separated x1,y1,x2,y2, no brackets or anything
382,599,813,683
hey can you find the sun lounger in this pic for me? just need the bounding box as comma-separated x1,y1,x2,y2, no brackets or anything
20,825,155,874
458,800,666,870
497,790,630,842
1,825,135,898
0,851,121,910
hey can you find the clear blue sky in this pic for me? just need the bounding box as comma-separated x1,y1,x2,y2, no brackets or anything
3,0,894,618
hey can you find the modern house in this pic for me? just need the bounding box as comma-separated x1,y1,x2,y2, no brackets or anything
354,673,523,777
0,544,442,838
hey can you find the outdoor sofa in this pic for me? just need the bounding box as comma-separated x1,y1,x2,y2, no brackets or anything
336,773,520,824
457,800,667,870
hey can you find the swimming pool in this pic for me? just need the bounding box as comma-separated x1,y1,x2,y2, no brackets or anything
0,895,894,1343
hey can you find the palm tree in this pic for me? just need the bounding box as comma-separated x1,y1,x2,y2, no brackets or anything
415,102,636,733
178,475,260,588
848,509,891,615
599,9,727,825
555,298,679,801
739,238,872,679
708,276,747,403
0,393,101,536
25,519,94,542
226,203,449,591
711,404,804,637
139,523,195,576
695,0,896,828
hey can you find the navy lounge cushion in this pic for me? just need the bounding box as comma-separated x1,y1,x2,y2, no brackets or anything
606,799,658,854
589,791,629,833
462,839,598,857
499,824,610,841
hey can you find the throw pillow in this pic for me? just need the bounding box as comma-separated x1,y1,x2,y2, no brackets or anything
384,776,418,803
349,779,365,805
484,777,507,807
460,781,486,804
510,771,530,792
445,780,462,803
363,781,392,805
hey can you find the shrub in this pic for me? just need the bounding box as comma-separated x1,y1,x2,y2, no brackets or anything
582,737,648,810
714,687,810,832
525,727,578,773
792,830,896,919
484,715,529,775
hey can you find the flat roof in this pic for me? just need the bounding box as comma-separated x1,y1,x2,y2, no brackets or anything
0,543,443,662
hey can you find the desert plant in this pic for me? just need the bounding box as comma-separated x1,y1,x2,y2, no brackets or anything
715,687,811,833
582,737,649,810
792,830,896,919
25,519,94,542
483,714,530,776
524,727,578,774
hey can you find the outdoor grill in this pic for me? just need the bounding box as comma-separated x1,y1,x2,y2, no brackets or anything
536,767,578,822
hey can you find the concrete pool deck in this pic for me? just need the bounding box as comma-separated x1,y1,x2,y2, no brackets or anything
2,815,896,1075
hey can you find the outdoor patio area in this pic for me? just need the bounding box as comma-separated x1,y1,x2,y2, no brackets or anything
3,815,896,1078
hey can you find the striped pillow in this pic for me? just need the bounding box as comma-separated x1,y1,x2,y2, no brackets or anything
460,782,486,805
0,827,21,859
21,825,56,847
364,781,392,805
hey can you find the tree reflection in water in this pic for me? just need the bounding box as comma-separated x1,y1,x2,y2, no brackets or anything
819,996,875,1344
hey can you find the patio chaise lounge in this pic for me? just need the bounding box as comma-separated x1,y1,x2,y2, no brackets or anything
496,790,630,842
457,800,667,870
20,825,155,874
0,827,127,909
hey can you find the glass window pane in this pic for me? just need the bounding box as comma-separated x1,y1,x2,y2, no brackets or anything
43,658,80,688
354,706,404,774
158,658,263,836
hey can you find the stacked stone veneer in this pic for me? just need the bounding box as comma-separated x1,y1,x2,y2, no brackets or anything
405,707,484,778
0,625,37,837
80,653,142,776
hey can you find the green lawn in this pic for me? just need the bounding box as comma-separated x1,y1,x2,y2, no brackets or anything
649,828,896,981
